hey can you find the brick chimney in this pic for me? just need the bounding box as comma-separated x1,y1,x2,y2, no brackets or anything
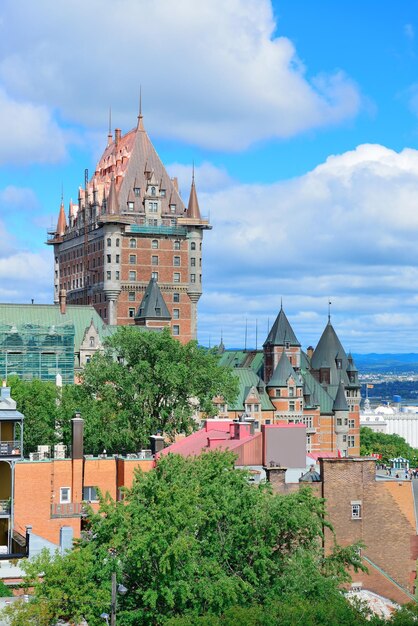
59,289,67,315
264,465,287,493
115,128,121,147
71,412,84,460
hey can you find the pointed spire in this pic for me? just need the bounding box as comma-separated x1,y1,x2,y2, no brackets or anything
107,107,113,146
264,307,300,347
333,381,349,412
56,196,67,236
135,277,171,321
137,86,144,131
107,176,119,215
267,351,302,388
187,167,201,219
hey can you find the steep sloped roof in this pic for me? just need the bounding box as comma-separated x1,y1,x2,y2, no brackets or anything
0,304,105,353
264,306,300,347
333,382,349,411
228,368,275,412
266,352,302,388
135,278,171,321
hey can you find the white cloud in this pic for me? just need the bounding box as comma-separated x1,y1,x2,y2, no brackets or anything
0,186,39,211
0,0,361,151
0,88,67,164
197,144,418,351
167,162,233,195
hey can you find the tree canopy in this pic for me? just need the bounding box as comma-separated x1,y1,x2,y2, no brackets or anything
3,451,368,626
360,426,418,466
9,328,238,456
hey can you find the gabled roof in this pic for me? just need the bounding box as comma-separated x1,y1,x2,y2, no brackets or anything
264,306,300,347
333,382,349,412
135,278,171,321
266,352,302,388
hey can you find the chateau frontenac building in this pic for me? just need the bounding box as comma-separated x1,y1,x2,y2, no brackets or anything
47,109,211,343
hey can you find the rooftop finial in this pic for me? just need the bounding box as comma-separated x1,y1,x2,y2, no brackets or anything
107,107,112,145
192,160,195,183
137,86,144,130
328,299,332,323
61,182,64,204
280,297,283,310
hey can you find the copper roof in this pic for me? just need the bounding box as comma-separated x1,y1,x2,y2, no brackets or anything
187,178,201,219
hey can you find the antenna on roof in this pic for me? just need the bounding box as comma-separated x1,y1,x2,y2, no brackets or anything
61,182,64,204
328,299,332,323
137,86,144,130
255,319,258,351
107,107,112,145
244,318,248,351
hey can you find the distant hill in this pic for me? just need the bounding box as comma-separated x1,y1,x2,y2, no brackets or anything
353,353,418,373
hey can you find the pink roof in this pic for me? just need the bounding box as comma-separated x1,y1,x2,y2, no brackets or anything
157,420,256,459
308,452,338,461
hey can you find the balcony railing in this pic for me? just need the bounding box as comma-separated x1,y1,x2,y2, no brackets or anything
51,502,84,518
0,441,21,457
0,500,10,515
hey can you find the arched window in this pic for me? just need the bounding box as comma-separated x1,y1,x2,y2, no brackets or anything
191,242,196,251
107,238,111,247
151,239,159,249
174,240,180,250
151,186,156,196
129,238,136,248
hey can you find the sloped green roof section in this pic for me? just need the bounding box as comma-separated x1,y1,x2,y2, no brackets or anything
264,307,300,347
267,352,302,388
0,303,106,352
218,350,263,376
228,368,275,412
333,382,349,411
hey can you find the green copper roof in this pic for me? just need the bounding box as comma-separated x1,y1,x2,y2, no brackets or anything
0,303,106,353
228,368,274,412
135,278,171,321
266,352,302,388
264,307,300,347
218,350,264,376
333,382,349,411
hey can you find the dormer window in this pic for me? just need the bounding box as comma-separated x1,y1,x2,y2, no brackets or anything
336,359,342,370
155,307,161,316
128,201,134,211
161,189,166,197
285,341,290,349
170,204,176,213
151,186,156,196
289,387,295,397
134,187,140,197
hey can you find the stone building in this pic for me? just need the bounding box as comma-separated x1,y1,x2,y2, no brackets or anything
47,109,211,343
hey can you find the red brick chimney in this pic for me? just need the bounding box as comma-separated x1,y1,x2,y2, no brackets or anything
115,128,121,147
59,289,67,315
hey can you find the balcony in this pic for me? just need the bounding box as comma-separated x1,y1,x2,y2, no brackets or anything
51,502,84,519
0,500,10,515
0,441,21,458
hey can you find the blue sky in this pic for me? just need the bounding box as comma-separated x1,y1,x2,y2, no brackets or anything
1,0,418,352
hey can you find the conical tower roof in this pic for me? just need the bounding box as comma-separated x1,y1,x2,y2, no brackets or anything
311,320,348,383
107,176,119,215
187,174,201,219
333,381,349,411
135,277,171,321
264,306,300,347
56,198,67,236
267,352,302,388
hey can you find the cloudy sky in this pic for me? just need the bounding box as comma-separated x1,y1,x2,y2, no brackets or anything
1,0,418,352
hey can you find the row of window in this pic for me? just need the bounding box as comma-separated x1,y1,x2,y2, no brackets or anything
336,418,356,428
125,272,201,283
129,239,202,251
128,292,181,303
128,308,181,320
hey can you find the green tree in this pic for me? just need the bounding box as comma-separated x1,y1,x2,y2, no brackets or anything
0,580,13,597
4,451,365,626
360,427,418,466
7,376,59,455
59,328,238,454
